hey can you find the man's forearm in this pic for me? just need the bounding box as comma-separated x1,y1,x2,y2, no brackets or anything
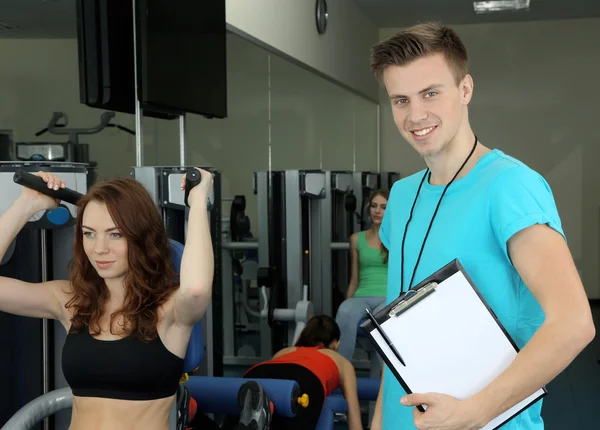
467,318,593,426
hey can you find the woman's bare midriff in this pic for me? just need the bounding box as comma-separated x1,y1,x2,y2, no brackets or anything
69,394,175,430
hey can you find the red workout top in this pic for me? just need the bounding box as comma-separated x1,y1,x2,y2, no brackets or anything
247,346,341,397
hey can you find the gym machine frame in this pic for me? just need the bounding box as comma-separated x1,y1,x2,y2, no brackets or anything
253,170,325,359
323,171,355,316
0,163,89,430
220,195,262,366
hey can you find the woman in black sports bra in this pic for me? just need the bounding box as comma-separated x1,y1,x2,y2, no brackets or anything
0,169,218,430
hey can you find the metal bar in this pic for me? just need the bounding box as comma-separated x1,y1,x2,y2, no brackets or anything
222,241,259,250
132,0,143,167
40,230,49,430
256,172,272,359
285,171,302,309
210,172,223,376
285,171,302,347
352,172,363,233
313,172,330,317
331,242,350,251
179,115,186,166
321,172,333,316
272,309,296,321
309,197,320,314
221,247,235,358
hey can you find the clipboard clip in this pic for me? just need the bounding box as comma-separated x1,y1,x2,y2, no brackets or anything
389,282,438,318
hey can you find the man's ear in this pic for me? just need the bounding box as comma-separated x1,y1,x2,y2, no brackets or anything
461,74,474,105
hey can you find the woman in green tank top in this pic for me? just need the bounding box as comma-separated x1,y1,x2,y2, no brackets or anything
335,189,389,360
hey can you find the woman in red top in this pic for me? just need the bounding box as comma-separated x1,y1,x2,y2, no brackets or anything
234,315,363,430
194,316,362,430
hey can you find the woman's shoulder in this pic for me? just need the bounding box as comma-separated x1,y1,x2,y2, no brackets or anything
350,231,364,245
317,348,349,372
356,230,367,238
272,346,297,359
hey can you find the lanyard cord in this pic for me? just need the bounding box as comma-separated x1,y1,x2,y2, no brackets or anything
400,135,479,295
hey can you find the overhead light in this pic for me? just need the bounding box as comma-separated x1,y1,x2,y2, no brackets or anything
473,0,530,14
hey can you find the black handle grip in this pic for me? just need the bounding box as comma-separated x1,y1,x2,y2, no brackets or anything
13,171,84,205
184,169,202,207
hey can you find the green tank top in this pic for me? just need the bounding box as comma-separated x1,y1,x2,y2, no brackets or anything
355,231,388,297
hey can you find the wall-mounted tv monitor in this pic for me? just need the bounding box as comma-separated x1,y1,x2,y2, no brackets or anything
75,0,227,120
76,0,137,115
135,0,227,119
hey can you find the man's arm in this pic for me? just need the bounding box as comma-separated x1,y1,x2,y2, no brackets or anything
466,223,595,426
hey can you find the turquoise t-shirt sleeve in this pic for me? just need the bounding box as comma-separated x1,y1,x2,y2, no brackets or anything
490,166,565,260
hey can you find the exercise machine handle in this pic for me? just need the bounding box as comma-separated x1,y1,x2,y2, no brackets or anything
47,111,115,135
184,169,202,208
13,171,83,205
257,267,278,326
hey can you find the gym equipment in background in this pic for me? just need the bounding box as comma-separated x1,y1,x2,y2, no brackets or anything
220,170,400,371
0,163,89,430
13,111,134,188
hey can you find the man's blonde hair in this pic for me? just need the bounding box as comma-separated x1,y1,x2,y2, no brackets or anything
370,22,469,85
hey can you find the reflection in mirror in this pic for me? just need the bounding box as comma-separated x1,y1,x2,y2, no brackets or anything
143,32,383,369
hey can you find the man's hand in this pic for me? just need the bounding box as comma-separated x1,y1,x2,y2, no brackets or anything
401,393,482,430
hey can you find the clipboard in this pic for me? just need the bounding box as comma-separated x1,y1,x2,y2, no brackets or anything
360,259,546,430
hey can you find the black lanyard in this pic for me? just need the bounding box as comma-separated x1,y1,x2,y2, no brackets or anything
400,135,479,295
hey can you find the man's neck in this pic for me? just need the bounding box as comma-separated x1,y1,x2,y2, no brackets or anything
425,130,482,186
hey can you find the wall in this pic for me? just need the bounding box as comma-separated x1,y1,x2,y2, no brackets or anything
147,33,379,226
0,32,379,231
226,0,380,102
378,18,600,299
0,38,139,176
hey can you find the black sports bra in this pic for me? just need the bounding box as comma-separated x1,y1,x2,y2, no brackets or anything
62,325,184,400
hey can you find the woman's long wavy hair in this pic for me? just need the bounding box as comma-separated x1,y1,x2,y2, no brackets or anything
369,189,390,264
66,177,178,341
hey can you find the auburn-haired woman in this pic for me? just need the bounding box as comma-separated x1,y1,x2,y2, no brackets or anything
0,169,222,430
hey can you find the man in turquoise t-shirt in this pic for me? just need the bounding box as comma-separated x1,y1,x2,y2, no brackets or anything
369,22,595,430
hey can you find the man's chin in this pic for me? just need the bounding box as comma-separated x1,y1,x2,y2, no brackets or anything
413,142,442,158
